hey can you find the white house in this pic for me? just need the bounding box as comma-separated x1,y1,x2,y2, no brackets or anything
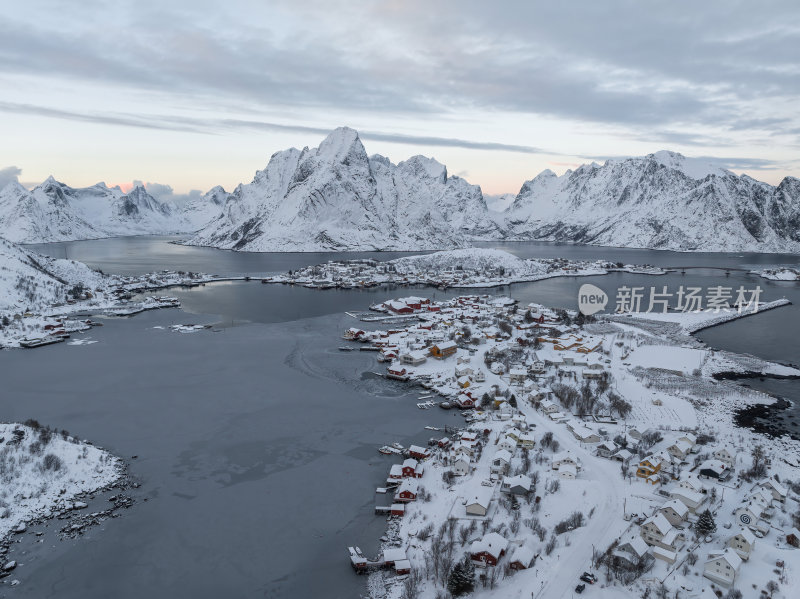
452,441,476,459
653,546,677,565
596,441,618,459
509,367,527,385
669,487,706,513
399,349,428,365
659,499,689,526
667,438,693,460
614,536,649,566
498,437,516,453
640,513,674,548
491,449,512,475
465,487,494,517
552,453,581,472
571,425,601,444
453,456,471,477
728,528,756,560
540,399,559,415
557,463,577,479
703,549,742,588
713,447,735,467
760,479,788,504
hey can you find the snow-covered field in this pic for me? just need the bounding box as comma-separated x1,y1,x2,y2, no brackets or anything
0,422,122,542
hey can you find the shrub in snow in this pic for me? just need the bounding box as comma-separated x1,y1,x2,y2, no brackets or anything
554,511,585,535
41,453,63,472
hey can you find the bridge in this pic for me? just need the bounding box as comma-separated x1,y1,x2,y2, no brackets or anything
663,266,751,275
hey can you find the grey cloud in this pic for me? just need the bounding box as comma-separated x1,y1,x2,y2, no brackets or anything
1,1,799,155
0,101,551,155
131,180,204,205
0,166,22,189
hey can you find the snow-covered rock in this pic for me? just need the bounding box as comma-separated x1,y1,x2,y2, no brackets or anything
0,423,122,542
390,248,528,275
0,237,107,311
504,151,800,253
186,127,499,251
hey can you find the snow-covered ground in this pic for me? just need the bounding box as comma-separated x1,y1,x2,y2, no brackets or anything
752,267,800,282
0,422,123,542
345,293,800,599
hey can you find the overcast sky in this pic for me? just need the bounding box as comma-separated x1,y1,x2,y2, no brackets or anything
1,0,798,198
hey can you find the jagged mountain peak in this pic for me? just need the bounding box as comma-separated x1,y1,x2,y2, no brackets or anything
187,127,496,251
505,151,800,252
398,155,447,183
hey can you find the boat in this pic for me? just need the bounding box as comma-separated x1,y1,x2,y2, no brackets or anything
424,426,442,431
338,346,356,351
439,401,452,410
378,446,402,455
391,442,404,450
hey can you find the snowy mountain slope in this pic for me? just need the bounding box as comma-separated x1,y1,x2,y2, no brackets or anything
0,180,104,243
389,247,529,275
0,178,225,243
485,192,516,212
186,128,500,251
505,151,800,252
0,236,107,311
178,185,230,231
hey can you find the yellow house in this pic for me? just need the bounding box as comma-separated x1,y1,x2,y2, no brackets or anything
637,456,663,479
429,341,457,360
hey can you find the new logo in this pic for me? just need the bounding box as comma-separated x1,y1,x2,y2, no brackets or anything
578,284,608,315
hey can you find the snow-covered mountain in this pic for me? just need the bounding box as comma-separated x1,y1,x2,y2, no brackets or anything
0,236,107,311
2,135,798,254
504,151,800,252
0,177,225,243
186,127,498,251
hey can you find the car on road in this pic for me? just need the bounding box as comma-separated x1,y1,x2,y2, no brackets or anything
575,583,586,594
580,572,597,584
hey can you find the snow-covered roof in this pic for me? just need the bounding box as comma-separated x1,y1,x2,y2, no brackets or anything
503,475,532,491
732,527,756,545
661,499,689,517
761,479,788,497
470,532,508,558
383,547,408,563
642,513,672,536
705,548,742,570
466,486,494,509
619,535,649,558
558,463,577,476
670,487,704,506
493,449,512,463
509,544,534,566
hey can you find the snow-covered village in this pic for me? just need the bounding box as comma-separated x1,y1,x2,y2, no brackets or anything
3,3,800,598
338,291,800,599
